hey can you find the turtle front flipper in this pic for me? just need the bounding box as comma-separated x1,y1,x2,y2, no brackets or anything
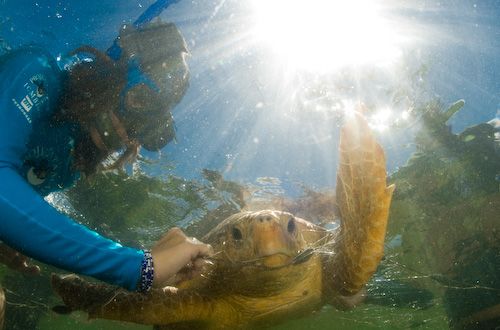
326,112,395,297
51,274,238,328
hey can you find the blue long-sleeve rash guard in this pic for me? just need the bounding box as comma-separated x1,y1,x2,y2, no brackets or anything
0,46,144,291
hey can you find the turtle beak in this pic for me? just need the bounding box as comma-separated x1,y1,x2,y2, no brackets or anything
252,217,294,267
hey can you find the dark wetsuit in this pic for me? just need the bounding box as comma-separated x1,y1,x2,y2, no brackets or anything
0,47,144,290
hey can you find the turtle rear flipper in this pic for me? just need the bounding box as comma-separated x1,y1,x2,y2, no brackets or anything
326,112,394,296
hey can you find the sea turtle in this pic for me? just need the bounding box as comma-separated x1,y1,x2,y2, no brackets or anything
52,112,395,329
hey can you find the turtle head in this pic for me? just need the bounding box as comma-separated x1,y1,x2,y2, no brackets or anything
207,210,315,269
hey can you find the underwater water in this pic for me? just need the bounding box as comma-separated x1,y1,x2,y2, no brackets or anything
1,0,499,329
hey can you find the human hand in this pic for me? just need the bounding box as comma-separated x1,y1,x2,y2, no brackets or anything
0,243,41,275
151,228,213,288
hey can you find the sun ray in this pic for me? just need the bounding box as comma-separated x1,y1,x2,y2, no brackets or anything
250,0,407,72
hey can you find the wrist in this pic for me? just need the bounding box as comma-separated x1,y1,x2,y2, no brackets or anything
137,250,154,292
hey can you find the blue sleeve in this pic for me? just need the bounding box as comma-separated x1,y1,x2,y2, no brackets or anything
0,166,144,290
0,47,144,291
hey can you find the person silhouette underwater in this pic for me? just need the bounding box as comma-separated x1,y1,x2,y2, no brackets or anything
0,20,213,300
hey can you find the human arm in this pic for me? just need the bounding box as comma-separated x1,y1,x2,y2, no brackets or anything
0,164,213,290
0,164,145,290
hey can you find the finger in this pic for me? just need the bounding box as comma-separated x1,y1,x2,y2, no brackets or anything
161,286,178,294
197,243,214,258
181,241,213,260
187,236,201,244
192,258,212,271
179,259,205,276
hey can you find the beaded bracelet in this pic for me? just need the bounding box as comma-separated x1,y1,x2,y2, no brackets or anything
138,250,154,292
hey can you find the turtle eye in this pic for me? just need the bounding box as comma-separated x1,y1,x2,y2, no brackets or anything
287,217,296,234
232,227,243,240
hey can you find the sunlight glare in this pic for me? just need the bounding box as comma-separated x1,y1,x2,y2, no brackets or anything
341,99,358,120
401,110,410,120
370,108,393,132
251,0,403,72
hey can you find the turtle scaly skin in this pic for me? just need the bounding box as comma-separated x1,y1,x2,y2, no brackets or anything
52,113,394,329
